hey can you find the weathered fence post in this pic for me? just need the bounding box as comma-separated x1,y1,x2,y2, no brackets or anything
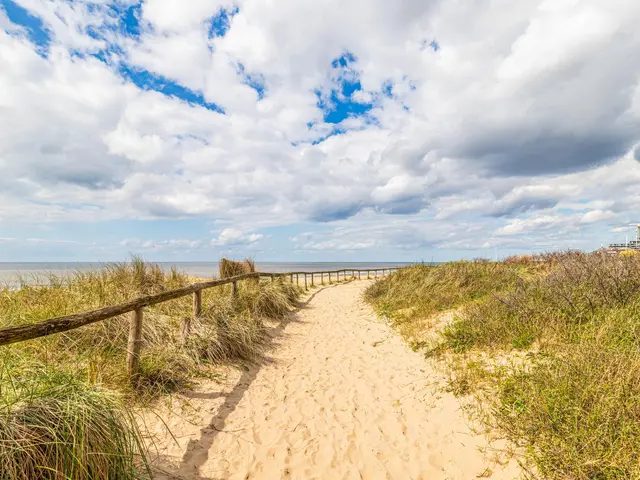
358,270,361,280
304,274,308,290
232,281,238,297
127,307,144,382
181,289,201,344
296,273,299,285
290,273,293,283
311,273,314,287
193,289,202,319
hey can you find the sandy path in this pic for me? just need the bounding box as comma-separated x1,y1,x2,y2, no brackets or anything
149,281,521,480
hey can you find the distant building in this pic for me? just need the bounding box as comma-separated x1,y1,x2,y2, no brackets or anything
606,224,640,253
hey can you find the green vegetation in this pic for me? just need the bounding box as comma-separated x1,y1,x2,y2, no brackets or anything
366,252,640,479
0,371,148,480
364,261,532,343
0,257,301,479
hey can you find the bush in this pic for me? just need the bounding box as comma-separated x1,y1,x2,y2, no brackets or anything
497,345,640,479
444,251,640,351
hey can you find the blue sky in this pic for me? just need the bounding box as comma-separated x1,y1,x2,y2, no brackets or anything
1,0,640,262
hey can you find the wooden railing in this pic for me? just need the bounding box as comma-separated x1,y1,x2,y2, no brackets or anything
0,267,399,381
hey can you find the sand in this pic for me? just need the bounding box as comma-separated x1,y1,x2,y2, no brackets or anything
146,280,522,480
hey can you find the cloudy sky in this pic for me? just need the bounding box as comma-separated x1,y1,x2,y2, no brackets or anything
1,0,640,262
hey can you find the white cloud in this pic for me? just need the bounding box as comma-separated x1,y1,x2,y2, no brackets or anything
580,209,616,224
495,215,568,236
2,0,640,258
141,0,234,32
212,228,264,246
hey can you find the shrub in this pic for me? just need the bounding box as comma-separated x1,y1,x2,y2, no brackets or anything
444,251,640,351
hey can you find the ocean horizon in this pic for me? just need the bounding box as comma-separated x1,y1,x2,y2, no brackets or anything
0,261,426,286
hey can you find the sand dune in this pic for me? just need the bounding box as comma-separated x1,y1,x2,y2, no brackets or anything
146,280,522,480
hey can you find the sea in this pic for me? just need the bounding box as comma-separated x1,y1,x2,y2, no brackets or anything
0,261,418,287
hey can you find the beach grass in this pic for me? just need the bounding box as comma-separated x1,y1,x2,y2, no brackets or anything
0,257,301,478
0,370,149,480
365,252,640,479
363,260,535,344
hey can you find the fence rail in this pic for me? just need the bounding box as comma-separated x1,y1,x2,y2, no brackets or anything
0,267,400,381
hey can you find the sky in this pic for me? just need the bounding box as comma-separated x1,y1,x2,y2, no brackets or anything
1,0,640,262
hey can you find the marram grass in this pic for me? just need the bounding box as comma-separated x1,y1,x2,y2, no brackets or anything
0,370,149,480
0,257,301,479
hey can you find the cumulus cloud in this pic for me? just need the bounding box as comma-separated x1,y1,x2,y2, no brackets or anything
2,0,640,259
212,228,264,246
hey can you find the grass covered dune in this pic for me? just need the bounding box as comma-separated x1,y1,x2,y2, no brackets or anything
366,252,640,479
0,258,301,479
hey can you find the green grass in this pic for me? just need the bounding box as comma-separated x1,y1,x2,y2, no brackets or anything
365,252,640,479
364,260,530,320
0,370,148,480
364,260,532,342
0,257,302,479
442,252,640,351
497,345,640,479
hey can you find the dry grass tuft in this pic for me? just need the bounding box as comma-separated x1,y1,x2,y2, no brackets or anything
219,258,256,279
0,371,148,480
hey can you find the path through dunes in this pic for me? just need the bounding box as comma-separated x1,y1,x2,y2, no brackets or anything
149,281,522,480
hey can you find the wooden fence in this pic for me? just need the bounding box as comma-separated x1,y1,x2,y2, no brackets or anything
0,268,399,382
